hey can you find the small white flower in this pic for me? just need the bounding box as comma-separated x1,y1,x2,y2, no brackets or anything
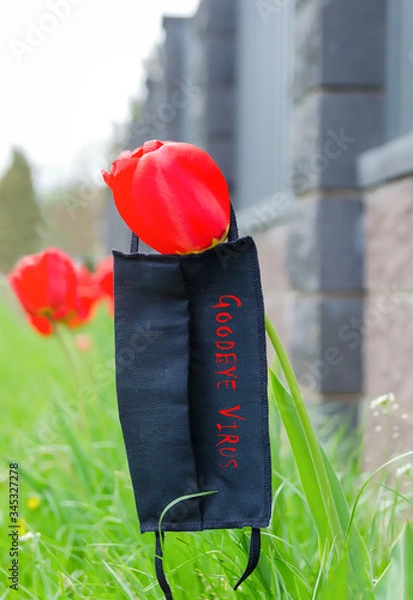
373,411,380,417
402,414,409,420
370,393,395,410
391,432,399,439
19,531,40,542
392,403,399,410
396,463,412,478
375,425,382,432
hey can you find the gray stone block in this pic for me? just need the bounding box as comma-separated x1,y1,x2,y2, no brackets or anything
320,298,363,394
287,197,364,291
291,296,363,394
292,92,383,193
195,0,237,33
290,297,321,382
319,198,363,290
294,0,385,98
206,139,235,188
286,200,319,290
320,92,383,189
321,0,385,87
205,89,235,135
205,37,236,85
292,93,321,194
294,0,322,99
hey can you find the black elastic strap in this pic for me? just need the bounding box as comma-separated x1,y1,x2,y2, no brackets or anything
130,202,239,253
228,203,239,242
155,531,173,600
233,528,261,591
130,231,139,253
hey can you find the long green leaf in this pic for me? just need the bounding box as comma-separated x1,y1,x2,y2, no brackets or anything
268,368,337,543
269,369,373,596
266,315,342,547
266,314,374,596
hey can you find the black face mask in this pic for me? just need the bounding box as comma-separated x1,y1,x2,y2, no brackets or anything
113,207,272,598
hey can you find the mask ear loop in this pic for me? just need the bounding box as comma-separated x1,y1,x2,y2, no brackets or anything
233,527,261,591
228,202,239,242
130,203,239,253
155,531,173,600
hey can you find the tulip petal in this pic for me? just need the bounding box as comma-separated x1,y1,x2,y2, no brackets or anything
29,315,53,336
96,256,114,299
141,139,164,154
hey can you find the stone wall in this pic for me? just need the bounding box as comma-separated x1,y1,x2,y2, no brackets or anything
358,135,413,465
286,0,385,420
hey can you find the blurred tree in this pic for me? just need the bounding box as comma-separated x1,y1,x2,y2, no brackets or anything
41,181,106,263
0,149,42,272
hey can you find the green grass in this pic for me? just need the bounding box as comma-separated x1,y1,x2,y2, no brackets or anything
0,295,412,599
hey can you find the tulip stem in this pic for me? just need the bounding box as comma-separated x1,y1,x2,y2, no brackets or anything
53,324,81,388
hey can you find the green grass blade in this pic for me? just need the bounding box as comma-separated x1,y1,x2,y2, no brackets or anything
374,521,413,599
346,451,413,545
378,483,413,507
157,491,218,541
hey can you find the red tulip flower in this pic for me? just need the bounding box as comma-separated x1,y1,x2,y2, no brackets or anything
9,248,82,335
95,256,114,313
67,265,101,328
102,140,230,254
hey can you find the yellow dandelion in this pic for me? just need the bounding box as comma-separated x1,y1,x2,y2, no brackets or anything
18,519,26,536
27,496,40,510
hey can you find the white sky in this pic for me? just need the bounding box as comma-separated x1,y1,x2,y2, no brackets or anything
1,0,199,190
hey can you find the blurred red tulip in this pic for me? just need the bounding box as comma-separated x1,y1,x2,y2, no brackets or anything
95,256,114,314
67,265,101,328
102,140,230,254
9,248,82,335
